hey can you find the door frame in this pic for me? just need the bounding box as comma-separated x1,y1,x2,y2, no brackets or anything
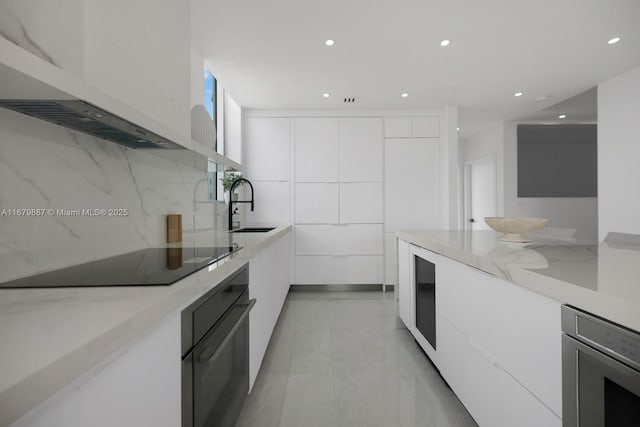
463,154,498,230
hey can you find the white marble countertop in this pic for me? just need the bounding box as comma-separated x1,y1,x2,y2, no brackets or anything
0,225,291,427
396,230,640,334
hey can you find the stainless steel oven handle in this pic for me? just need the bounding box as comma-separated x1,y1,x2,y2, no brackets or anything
207,298,256,365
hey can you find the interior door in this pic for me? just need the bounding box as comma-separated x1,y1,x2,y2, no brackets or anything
464,155,497,230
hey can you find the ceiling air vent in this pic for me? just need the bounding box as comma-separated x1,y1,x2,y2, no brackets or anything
343,97,358,104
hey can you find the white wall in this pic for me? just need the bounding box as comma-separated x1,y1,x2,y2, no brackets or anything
224,93,242,164
503,121,598,241
190,46,205,109
598,65,640,239
459,121,505,216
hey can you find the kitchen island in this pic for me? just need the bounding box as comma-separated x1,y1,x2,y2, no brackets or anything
396,229,640,427
0,226,291,427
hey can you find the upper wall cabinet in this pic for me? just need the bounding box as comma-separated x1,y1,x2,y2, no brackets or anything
339,118,383,182
384,116,440,138
245,117,290,181
294,118,340,182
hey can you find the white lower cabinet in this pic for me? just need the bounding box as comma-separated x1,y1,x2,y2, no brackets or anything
11,314,181,427
438,316,561,427
249,232,291,389
295,224,383,256
397,238,411,330
295,255,383,284
396,238,563,427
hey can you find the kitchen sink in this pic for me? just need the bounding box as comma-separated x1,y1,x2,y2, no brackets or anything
230,227,276,233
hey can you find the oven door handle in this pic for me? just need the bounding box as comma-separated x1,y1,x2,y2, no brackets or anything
205,298,256,365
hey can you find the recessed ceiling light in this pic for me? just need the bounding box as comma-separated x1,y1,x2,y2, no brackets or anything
401,93,409,98
608,37,621,45
514,92,523,97
325,39,334,46
440,40,450,47
558,114,567,119
456,127,460,131
323,93,330,98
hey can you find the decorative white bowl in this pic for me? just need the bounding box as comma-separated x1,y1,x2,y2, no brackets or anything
484,217,549,243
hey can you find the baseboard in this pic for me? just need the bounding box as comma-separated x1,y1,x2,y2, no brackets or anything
289,284,395,292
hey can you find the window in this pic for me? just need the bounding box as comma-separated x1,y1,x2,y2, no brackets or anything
203,67,217,126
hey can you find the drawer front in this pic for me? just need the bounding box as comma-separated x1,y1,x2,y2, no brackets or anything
438,255,562,416
295,224,383,255
295,255,384,284
438,316,561,427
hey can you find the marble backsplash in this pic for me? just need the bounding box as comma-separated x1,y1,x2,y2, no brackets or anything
0,108,229,282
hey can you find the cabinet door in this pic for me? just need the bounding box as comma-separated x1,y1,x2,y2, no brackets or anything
438,316,561,427
294,118,339,182
384,232,397,286
295,224,383,255
411,116,440,137
245,181,290,225
438,255,562,416
295,255,383,284
384,138,440,231
339,118,383,182
397,239,412,330
384,117,412,137
245,117,290,181
339,183,382,224
295,183,339,224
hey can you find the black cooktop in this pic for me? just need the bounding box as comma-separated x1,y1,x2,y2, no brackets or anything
0,246,240,289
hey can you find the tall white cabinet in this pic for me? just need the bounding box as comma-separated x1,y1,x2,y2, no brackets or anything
294,117,384,285
244,112,446,288
244,117,291,226
384,116,441,287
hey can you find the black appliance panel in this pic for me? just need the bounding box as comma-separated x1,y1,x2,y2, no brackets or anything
415,255,436,350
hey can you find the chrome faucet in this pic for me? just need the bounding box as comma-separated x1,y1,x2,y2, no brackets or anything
228,178,255,231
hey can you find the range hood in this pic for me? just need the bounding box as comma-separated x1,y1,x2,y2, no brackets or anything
0,99,184,149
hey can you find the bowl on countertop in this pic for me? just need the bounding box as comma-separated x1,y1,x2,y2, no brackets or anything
484,217,549,243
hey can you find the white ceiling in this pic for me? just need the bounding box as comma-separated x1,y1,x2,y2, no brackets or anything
191,0,640,136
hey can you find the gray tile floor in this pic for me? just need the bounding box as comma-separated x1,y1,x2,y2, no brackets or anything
236,291,477,427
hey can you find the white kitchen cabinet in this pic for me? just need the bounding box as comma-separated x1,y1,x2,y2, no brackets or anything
248,231,291,389
396,239,563,426
437,255,562,416
11,315,181,427
245,117,290,181
245,181,291,226
294,183,339,224
384,116,439,138
397,238,411,329
294,117,340,182
411,116,440,137
295,224,383,256
339,183,383,224
384,138,440,231
292,117,383,286
339,117,383,182
384,232,398,286
295,255,383,284
438,316,561,427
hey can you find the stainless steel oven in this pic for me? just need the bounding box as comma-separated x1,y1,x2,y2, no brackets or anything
182,264,255,427
561,305,640,426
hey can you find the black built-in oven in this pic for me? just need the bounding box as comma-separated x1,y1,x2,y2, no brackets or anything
415,254,436,350
181,264,255,427
562,305,640,426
